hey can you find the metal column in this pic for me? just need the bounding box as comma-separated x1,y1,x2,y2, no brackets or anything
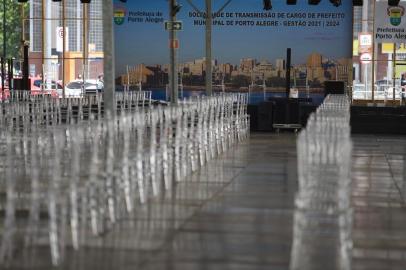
371,0,376,104
82,3,89,83
103,0,115,116
361,0,372,99
62,0,66,97
2,0,6,93
43,0,52,86
169,0,178,105
205,0,212,96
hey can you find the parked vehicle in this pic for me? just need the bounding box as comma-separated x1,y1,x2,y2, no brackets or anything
0,89,10,101
352,81,401,100
58,79,104,97
31,78,62,97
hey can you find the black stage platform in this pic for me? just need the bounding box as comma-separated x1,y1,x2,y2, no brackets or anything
351,106,406,135
248,98,318,132
249,100,406,135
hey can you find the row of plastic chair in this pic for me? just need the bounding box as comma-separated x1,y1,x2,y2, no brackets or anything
0,93,249,268
291,95,353,270
0,91,153,129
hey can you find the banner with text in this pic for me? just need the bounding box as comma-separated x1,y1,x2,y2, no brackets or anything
114,1,353,92
375,1,406,43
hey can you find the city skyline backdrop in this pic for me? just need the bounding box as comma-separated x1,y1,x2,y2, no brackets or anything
117,51,352,90
114,0,353,77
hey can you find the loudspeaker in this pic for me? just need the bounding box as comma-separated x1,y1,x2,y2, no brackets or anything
287,100,300,125
353,0,363,6
330,0,342,7
271,98,287,125
258,101,274,131
247,105,259,131
324,80,345,97
299,104,318,126
389,0,400,6
263,0,272,10
309,0,321,5
286,48,291,98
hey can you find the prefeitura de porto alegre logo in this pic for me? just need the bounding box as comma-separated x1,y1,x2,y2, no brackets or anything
387,6,405,26
114,5,127,25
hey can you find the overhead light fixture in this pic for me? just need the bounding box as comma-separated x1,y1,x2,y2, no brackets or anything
353,0,363,6
263,0,272,10
330,0,342,7
287,0,297,4
389,0,400,6
308,0,321,5
171,4,182,16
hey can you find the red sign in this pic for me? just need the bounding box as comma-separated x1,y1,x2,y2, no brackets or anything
169,39,179,49
360,53,372,64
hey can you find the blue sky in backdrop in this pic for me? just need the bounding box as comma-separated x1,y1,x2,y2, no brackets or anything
114,0,353,76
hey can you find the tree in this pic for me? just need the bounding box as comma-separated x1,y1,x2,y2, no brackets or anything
0,0,27,59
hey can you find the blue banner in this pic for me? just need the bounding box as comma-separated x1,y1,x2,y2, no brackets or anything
114,0,353,97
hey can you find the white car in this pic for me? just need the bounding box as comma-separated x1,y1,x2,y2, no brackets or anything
58,80,104,98
352,82,402,100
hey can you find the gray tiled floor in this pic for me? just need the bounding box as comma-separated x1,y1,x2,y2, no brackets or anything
139,133,406,270
13,133,406,269
351,135,406,270
141,133,298,270
38,133,296,270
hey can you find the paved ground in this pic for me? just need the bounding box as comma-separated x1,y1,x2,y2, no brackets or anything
12,133,406,269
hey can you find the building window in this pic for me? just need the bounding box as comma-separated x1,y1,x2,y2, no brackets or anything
27,0,103,87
